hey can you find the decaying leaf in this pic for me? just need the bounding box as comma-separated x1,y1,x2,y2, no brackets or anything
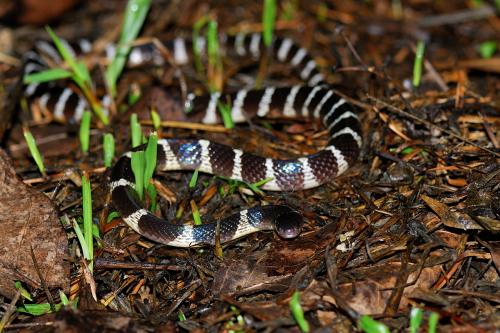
421,194,484,230
0,149,69,299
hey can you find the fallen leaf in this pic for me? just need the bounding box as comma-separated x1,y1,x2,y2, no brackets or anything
0,149,69,299
421,194,484,230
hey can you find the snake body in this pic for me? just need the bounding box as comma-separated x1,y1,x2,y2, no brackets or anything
23,33,362,247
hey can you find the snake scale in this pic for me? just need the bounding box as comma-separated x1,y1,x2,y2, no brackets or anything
23,32,362,247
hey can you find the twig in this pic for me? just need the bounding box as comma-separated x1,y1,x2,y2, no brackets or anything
0,290,21,332
30,246,56,312
418,5,496,27
366,95,500,158
94,258,183,271
140,120,229,133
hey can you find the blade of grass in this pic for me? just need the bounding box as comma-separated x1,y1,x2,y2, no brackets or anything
289,291,310,332
45,26,109,124
409,307,424,333
72,218,89,259
23,128,46,177
130,113,142,148
192,16,208,75
217,100,234,129
23,68,72,84
81,174,93,271
478,40,497,58
412,40,425,88
190,200,202,226
105,0,151,96
46,26,91,86
79,111,91,153
189,169,199,188
206,19,223,92
263,0,277,47
131,151,145,200
143,132,158,188
15,281,33,301
103,133,115,167
428,312,439,333
359,315,390,333
150,110,161,130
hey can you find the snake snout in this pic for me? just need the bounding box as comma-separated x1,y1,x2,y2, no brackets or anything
274,210,303,239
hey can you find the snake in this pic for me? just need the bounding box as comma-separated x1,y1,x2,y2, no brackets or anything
23,32,362,247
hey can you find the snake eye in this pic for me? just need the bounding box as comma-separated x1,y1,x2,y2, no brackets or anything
274,210,303,239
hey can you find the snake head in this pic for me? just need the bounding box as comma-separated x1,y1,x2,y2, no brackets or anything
274,210,303,239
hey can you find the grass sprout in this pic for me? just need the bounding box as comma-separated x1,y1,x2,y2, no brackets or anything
206,19,223,92
103,133,115,167
105,0,151,97
289,291,310,332
409,307,424,333
150,110,161,130
79,111,91,153
130,113,143,148
478,40,497,58
81,174,94,271
189,169,200,188
412,40,426,88
428,311,439,333
263,0,277,47
359,315,390,333
217,100,234,129
22,128,46,177
45,27,108,124
131,132,157,205
192,16,209,75
190,200,202,226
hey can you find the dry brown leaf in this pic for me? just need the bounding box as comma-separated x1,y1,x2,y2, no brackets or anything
420,194,484,230
0,149,69,299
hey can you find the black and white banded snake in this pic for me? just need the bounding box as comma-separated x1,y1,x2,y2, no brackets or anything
24,33,362,247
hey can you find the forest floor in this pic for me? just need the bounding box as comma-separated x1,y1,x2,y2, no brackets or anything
0,0,499,332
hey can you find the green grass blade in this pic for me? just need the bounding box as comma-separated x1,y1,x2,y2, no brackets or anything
131,151,145,199
130,113,142,148
59,291,69,306
412,40,425,88
217,100,234,129
206,19,223,92
192,16,208,74
79,111,91,153
105,0,151,96
72,218,90,260
151,110,161,130
289,291,310,332
359,315,390,333
478,41,497,58
190,200,202,226
23,128,46,177
189,169,199,188
81,174,93,271
103,133,115,167
428,312,439,333
15,281,33,301
409,307,424,333
207,20,220,67
17,302,63,316
143,133,158,189
263,0,277,47
23,68,72,84
46,26,91,88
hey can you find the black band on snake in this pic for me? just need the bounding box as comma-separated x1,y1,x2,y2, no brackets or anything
24,33,362,247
